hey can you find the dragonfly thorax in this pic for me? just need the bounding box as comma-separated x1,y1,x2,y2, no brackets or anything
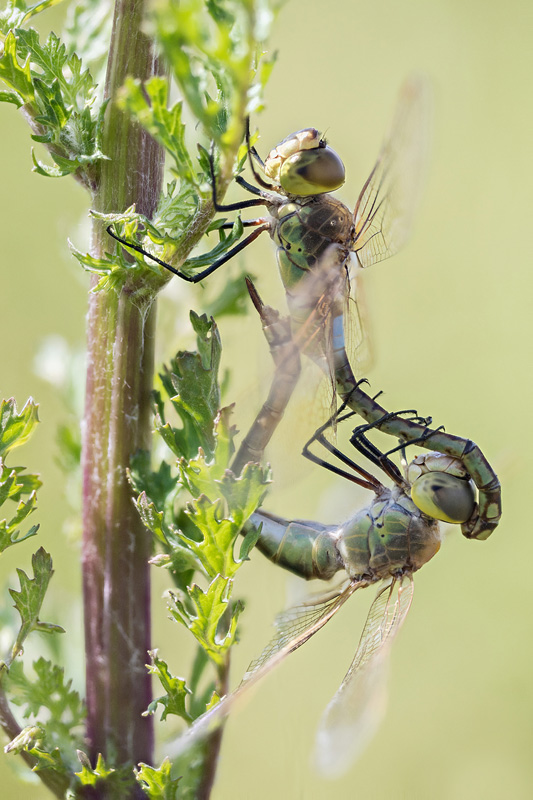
264,129,345,196
337,486,441,581
270,194,354,290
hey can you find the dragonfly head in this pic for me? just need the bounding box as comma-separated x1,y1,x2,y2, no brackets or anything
264,128,345,196
407,453,476,525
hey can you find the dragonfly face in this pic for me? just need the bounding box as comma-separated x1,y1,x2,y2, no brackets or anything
408,452,477,524
264,128,346,196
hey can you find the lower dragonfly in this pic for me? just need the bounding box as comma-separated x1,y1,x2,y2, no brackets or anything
168,285,488,775
171,402,479,775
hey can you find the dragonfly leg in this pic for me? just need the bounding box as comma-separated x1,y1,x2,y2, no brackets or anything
245,116,277,190
382,425,444,458
207,146,270,212
347,410,429,487
302,407,384,493
107,222,271,282
231,278,301,474
339,375,502,538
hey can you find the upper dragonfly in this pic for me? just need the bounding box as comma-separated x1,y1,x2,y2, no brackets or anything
107,77,427,378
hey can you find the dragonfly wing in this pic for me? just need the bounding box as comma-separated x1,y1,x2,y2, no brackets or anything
353,76,430,268
344,270,373,376
314,574,414,777
243,577,361,680
166,578,364,760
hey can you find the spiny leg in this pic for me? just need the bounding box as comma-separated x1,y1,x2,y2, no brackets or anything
336,374,502,539
348,410,430,487
231,278,301,474
207,146,271,212
107,221,270,282
302,405,383,493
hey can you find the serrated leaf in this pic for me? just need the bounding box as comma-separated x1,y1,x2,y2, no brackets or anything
0,88,23,106
136,759,181,799
0,492,40,553
178,406,236,497
0,397,39,457
129,451,177,509
33,75,70,127
31,148,77,177
179,459,269,578
0,463,41,504
170,576,242,665
157,315,222,460
27,745,69,776
7,657,85,725
180,496,239,579
119,75,196,183
144,652,191,723
0,30,34,101
8,548,61,662
75,751,135,796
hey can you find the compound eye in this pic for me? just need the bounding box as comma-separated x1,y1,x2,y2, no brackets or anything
411,472,476,524
280,147,345,195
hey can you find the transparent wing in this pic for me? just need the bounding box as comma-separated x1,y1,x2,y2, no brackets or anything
166,577,364,760
314,574,414,777
243,578,361,680
344,267,373,376
353,76,430,268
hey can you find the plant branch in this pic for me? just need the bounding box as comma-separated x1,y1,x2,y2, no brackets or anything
81,0,166,786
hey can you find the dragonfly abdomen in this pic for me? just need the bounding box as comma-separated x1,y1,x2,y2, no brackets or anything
250,510,343,580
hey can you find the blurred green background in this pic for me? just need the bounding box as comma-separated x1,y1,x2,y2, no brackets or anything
1,0,532,797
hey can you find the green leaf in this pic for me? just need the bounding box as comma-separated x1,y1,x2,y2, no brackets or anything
5,658,85,767
178,405,236,497
8,548,63,663
156,314,222,460
0,30,34,101
0,88,23,106
0,462,41,504
169,576,243,665
0,397,39,457
144,651,192,723
7,657,85,725
129,451,177,510
75,751,135,796
4,725,72,790
33,75,70,127
0,491,39,554
178,457,269,578
136,759,181,800
119,75,196,183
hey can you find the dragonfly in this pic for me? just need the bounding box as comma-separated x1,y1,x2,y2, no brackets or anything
170,395,479,775
107,79,501,538
233,276,501,540
107,79,425,380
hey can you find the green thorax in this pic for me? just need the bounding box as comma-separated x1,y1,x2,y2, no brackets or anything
337,487,441,580
269,194,354,290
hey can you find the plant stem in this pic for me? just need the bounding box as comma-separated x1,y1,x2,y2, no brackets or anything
81,0,165,784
